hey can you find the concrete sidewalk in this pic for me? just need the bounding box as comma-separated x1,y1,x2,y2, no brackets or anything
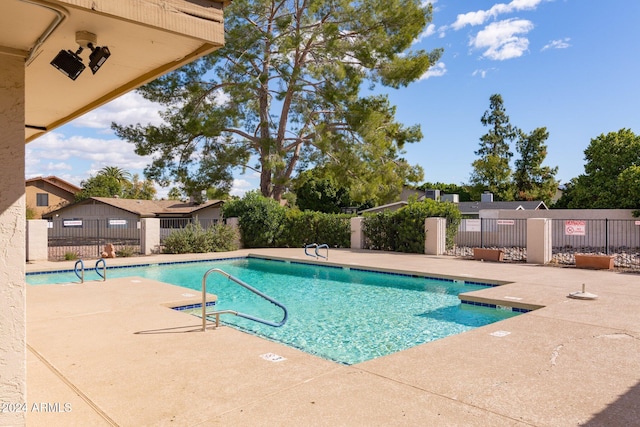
21,249,640,426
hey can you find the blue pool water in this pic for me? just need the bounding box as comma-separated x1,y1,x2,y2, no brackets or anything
27,257,520,364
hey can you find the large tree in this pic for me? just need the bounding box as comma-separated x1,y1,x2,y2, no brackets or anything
513,127,558,203
554,129,640,208
76,167,156,201
113,0,440,202
469,94,518,201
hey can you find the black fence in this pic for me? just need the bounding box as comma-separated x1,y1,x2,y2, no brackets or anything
159,218,220,243
48,219,141,260
446,218,528,261
552,219,640,268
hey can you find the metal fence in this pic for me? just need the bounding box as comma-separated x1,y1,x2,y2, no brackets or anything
159,218,220,243
446,218,528,261
552,219,640,268
47,219,141,260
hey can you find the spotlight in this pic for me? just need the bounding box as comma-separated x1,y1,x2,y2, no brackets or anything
50,31,111,80
50,48,85,80
87,43,111,74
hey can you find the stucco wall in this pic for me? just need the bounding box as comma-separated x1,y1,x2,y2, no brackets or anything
0,53,26,426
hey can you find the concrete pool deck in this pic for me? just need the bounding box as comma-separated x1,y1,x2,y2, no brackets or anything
22,249,640,426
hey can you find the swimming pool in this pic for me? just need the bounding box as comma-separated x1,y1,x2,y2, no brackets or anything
27,257,521,364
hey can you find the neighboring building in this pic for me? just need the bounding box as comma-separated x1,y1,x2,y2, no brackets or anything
457,200,548,218
42,197,224,224
25,176,81,218
360,201,408,214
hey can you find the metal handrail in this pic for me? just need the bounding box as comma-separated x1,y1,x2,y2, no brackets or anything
95,258,107,281
315,244,329,260
74,259,84,283
304,243,318,258
201,268,288,331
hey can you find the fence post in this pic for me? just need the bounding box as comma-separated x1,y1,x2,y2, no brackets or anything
526,218,552,264
140,218,160,255
480,218,484,248
350,217,365,249
26,219,49,262
424,217,446,255
605,218,609,255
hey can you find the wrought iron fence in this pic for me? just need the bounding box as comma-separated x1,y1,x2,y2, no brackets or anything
47,218,141,260
446,218,528,261
552,219,640,268
159,218,220,243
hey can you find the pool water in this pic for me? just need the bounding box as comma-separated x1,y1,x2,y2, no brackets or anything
27,257,520,365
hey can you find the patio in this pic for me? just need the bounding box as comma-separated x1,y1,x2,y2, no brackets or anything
23,249,640,426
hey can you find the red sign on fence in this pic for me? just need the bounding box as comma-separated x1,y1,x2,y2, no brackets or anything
564,220,586,236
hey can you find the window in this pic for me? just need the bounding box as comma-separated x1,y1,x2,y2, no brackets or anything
36,193,49,207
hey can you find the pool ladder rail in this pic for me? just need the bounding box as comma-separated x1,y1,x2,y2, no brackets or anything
74,258,107,283
201,268,288,331
304,243,329,260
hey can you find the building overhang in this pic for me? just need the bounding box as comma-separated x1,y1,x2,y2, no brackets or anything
0,0,228,142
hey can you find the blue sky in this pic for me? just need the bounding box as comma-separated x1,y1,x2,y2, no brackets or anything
26,0,640,198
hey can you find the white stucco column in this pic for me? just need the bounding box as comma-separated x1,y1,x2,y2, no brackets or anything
26,220,49,262
350,217,365,249
527,218,552,264
0,53,26,426
425,217,446,255
140,218,160,255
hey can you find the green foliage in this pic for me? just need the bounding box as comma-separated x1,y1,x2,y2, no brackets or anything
418,182,473,202
293,173,351,213
554,129,640,208
222,191,352,248
26,205,37,220
278,210,352,248
64,251,78,261
362,199,461,253
162,222,239,254
470,94,517,201
76,167,156,201
513,127,559,203
115,246,136,257
222,191,286,248
113,0,439,201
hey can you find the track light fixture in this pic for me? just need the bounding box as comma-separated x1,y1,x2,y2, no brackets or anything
50,31,111,80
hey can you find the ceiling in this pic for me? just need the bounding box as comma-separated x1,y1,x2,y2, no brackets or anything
0,0,227,142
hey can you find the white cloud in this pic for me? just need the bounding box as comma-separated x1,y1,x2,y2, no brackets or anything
414,23,436,45
69,91,163,131
452,0,543,30
470,19,533,60
419,62,447,80
472,69,489,78
542,37,571,51
229,178,256,197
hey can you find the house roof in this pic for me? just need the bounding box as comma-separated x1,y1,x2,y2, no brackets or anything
359,201,408,214
457,200,548,213
43,197,224,218
26,175,81,194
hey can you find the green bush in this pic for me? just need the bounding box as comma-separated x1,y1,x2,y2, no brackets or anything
363,199,461,253
222,191,286,248
64,251,78,261
163,222,239,254
115,246,136,257
278,210,351,248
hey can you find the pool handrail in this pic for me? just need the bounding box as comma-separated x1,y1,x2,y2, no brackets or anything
304,243,329,260
315,243,329,260
95,258,107,281
74,259,84,283
201,268,288,331
304,243,318,258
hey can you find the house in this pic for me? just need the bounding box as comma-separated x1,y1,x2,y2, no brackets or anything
43,197,224,225
25,176,81,218
457,200,548,218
